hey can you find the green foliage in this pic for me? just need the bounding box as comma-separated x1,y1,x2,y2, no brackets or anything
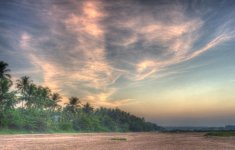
73,113,99,131
0,109,22,128
0,78,17,110
111,137,127,141
82,102,94,114
21,109,49,131
205,131,235,137
0,60,163,133
0,61,11,79
59,122,73,131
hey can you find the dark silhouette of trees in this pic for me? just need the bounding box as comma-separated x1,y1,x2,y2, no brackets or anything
0,61,15,108
50,93,62,110
0,78,16,111
83,102,94,114
66,96,80,113
0,62,16,128
16,76,32,107
0,60,163,132
0,61,11,79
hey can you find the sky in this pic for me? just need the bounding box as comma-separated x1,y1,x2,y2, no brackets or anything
1,0,235,126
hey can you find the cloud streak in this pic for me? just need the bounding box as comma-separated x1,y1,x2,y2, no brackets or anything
1,0,235,108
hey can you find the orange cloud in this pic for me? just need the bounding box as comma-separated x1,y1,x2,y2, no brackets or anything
83,1,105,19
17,0,235,109
18,1,127,106
83,88,136,108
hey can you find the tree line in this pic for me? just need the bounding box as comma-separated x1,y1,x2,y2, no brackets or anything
0,61,163,132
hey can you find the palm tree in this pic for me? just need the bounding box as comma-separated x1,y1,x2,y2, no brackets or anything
0,61,15,113
34,86,51,109
82,102,94,114
16,76,32,93
33,85,43,109
0,78,11,103
69,97,80,107
0,61,11,80
67,96,80,113
52,93,61,103
50,93,62,110
16,76,32,107
0,78,16,110
25,83,37,108
41,87,51,108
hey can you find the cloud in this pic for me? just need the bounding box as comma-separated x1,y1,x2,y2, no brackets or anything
189,33,233,59
103,0,235,82
83,88,136,107
19,32,62,91
16,0,125,106
4,0,235,108
20,33,31,48
62,0,123,89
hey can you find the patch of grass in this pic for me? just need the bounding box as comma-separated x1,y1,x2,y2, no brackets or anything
111,137,127,141
0,129,31,134
205,131,235,137
0,128,78,135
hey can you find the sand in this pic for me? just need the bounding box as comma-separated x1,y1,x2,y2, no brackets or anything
1,132,235,150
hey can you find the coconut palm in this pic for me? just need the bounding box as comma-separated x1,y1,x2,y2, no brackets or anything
0,78,16,109
25,83,37,108
16,76,32,107
16,76,32,94
0,61,15,126
52,93,61,103
69,97,80,107
35,86,51,109
82,102,94,114
50,93,62,110
41,87,51,108
67,96,80,113
0,61,11,80
0,78,11,103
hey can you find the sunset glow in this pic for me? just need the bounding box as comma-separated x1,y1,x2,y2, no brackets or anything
1,0,235,126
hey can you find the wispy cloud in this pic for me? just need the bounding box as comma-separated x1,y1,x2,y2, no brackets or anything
2,0,235,107
103,1,234,82
17,0,124,106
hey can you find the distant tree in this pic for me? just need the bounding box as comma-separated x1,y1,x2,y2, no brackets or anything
82,102,94,114
42,87,51,107
0,60,163,132
0,61,11,80
0,61,15,110
25,83,37,108
66,96,80,113
16,76,32,93
0,62,16,128
50,93,62,110
16,76,32,107
35,86,51,109
0,78,16,109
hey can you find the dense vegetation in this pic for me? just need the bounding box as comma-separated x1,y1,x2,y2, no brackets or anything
0,61,162,132
205,131,235,137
